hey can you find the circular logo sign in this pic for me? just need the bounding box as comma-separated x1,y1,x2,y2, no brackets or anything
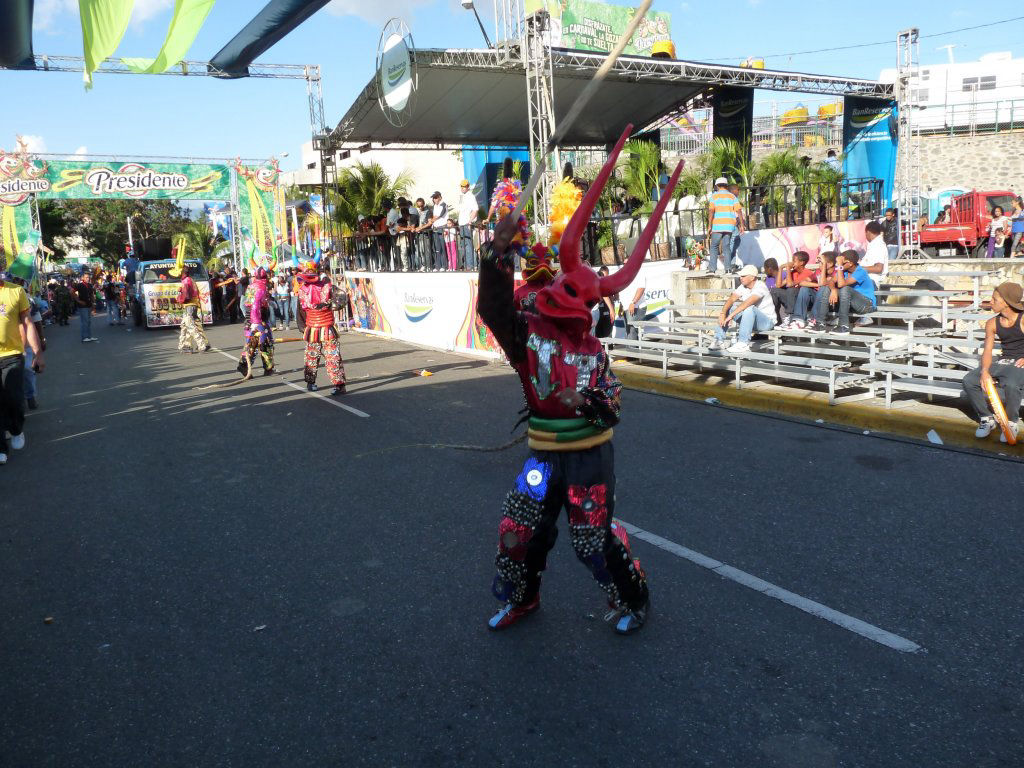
380,33,413,112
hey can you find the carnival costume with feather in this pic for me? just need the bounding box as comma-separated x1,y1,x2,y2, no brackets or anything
512,176,583,313
237,267,275,376
478,125,682,635
296,260,346,393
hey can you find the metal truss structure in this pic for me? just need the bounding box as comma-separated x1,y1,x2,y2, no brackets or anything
895,28,922,254
523,11,559,228
7,54,342,257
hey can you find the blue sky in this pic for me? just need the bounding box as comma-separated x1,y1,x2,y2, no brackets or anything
1,0,1019,167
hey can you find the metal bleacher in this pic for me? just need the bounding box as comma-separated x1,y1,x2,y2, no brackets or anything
604,266,1005,412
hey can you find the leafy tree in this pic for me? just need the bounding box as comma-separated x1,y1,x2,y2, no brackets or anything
332,161,413,232
179,217,232,270
38,199,191,266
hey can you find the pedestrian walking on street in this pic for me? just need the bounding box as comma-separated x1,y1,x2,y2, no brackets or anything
73,272,97,342
176,270,210,353
0,275,46,465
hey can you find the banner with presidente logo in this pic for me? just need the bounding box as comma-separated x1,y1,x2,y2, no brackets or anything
0,147,46,269
842,97,898,205
39,160,232,201
712,86,755,154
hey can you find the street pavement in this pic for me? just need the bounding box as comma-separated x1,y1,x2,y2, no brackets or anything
2,315,1022,767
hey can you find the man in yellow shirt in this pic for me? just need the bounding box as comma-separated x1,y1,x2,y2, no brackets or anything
0,275,46,464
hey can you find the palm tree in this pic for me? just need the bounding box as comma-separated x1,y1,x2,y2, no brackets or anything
180,218,232,270
623,139,661,209
332,161,413,231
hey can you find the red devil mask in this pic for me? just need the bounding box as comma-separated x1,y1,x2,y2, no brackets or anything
535,124,683,335
522,244,557,285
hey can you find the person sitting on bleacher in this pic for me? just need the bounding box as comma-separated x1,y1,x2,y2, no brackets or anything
962,282,1024,442
805,253,837,334
710,264,775,356
808,250,875,335
775,251,818,331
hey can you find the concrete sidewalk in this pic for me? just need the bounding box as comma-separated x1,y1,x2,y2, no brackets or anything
611,359,1024,459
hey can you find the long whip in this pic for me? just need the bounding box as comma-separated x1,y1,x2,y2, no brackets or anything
510,0,653,221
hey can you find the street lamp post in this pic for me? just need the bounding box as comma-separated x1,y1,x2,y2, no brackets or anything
461,0,493,48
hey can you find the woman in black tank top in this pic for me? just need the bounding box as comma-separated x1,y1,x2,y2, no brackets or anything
962,282,1024,439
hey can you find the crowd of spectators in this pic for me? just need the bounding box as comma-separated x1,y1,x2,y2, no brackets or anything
342,180,487,273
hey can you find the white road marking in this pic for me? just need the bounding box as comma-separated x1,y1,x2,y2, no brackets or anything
617,521,924,654
209,348,369,418
50,427,105,442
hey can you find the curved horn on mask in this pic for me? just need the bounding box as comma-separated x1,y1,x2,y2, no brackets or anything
558,123,633,273
600,160,683,297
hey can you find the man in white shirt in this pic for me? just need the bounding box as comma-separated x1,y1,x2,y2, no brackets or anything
711,264,776,355
860,219,889,286
426,191,449,271
457,179,479,271
385,199,401,271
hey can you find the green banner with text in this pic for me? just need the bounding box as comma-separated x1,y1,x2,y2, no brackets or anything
38,160,232,201
525,0,672,57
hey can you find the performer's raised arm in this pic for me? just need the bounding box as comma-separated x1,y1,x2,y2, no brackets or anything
477,213,525,363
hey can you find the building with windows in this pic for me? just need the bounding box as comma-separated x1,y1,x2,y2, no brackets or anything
880,51,1024,134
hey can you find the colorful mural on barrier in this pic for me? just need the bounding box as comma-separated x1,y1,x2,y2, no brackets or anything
342,220,874,356
736,220,869,268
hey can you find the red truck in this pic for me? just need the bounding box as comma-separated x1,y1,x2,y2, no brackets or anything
919,190,1016,258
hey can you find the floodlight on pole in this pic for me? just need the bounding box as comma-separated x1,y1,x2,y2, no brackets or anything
461,0,493,48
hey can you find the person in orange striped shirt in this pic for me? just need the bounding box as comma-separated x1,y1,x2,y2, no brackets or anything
706,177,744,274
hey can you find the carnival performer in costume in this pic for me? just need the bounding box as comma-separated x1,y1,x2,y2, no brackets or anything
512,175,583,312
177,268,210,353
478,125,683,635
296,260,346,395
237,267,275,376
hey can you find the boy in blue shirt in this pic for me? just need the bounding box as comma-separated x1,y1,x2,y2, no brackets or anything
808,250,875,334
832,250,875,334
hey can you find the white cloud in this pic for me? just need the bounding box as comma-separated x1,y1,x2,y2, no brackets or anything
130,0,175,30
326,0,436,26
73,146,88,157
32,0,77,33
680,2,691,11
19,135,47,153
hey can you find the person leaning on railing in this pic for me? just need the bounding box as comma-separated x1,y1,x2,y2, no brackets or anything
962,282,1024,443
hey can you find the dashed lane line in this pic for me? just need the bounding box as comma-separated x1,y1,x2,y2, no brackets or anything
617,520,925,654
208,348,370,418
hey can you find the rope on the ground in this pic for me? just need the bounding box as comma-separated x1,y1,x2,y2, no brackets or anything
353,432,527,459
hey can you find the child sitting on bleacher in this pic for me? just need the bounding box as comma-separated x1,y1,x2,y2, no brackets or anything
809,250,875,335
962,282,1024,443
774,251,818,331
804,253,837,334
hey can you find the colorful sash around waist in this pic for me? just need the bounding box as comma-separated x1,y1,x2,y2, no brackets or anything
527,415,612,451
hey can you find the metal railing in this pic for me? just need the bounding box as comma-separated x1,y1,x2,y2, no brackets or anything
659,109,844,157
918,98,1024,137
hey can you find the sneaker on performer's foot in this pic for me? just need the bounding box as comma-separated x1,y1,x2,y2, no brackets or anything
855,316,874,327
331,385,346,396
605,598,650,635
306,382,318,392
488,596,540,630
1000,420,1021,443
27,397,37,410
0,452,6,465
10,432,25,450
975,416,997,439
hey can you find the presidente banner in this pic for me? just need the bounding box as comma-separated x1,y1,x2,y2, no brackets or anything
39,160,232,201
712,85,755,152
843,97,898,205
526,0,672,57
